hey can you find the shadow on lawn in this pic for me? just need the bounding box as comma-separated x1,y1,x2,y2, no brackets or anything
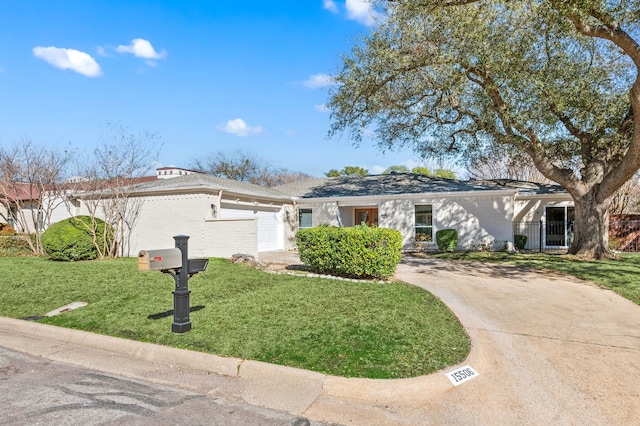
401,253,581,283
147,305,205,320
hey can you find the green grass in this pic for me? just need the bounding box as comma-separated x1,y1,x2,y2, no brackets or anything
0,235,35,257
0,257,469,379
428,252,640,305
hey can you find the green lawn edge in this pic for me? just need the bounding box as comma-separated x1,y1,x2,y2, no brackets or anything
0,257,470,379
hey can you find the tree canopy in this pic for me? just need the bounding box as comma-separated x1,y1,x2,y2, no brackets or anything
328,0,640,259
383,165,410,174
192,150,311,187
382,164,457,178
325,166,370,177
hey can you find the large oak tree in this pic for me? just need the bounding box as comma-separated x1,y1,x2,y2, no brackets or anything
328,0,640,259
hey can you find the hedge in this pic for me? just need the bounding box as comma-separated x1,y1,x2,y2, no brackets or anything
296,224,402,280
41,216,113,261
435,229,458,252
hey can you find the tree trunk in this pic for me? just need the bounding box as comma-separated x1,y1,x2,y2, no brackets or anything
568,191,613,259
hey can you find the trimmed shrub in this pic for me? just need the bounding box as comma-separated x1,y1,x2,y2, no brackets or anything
514,234,528,250
296,224,402,280
435,229,458,252
41,216,113,261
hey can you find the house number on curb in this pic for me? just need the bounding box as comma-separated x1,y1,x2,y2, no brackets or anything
445,365,479,386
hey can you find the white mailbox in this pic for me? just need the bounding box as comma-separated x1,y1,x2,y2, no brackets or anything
138,248,183,271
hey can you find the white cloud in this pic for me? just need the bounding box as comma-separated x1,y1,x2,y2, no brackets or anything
371,165,386,174
33,46,101,77
116,38,166,60
218,118,265,137
345,0,380,26
315,104,329,112
323,0,339,13
303,73,336,89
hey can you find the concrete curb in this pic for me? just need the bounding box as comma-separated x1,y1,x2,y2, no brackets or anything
0,316,242,376
0,315,457,424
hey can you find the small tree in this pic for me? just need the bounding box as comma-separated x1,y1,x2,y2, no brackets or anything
0,140,70,255
70,123,161,258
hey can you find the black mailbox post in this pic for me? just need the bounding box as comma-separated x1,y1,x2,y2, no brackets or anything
171,235,192,333
138,235,208,334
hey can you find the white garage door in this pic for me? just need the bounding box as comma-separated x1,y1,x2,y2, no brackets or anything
256,210,283,252
220,206,284,252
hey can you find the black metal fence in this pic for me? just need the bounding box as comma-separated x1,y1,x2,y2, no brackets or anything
513,220,544,252
513,219,640,252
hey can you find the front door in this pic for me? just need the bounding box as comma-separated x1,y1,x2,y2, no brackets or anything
355,208,378,227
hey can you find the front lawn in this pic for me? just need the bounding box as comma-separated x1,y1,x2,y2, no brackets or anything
429,252,640,305
0,257,469,379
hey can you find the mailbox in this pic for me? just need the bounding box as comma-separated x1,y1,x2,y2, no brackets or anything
138,248,183,271
138,236,209,334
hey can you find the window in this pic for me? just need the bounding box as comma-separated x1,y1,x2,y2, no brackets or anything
298,208,312,228
415,205,433,242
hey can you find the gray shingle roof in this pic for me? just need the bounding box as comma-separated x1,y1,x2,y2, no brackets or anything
129,173,567,201
274,174,566,198
131,173,290,199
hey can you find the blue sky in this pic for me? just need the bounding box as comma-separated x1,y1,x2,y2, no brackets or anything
0,0,434,178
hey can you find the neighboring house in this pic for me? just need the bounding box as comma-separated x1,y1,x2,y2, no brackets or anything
156,166,201,179
274,174,574,252
0,182,44,233
5,169,578,256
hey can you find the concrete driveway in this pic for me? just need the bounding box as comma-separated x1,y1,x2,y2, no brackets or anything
389,256,640,425
1,254,639,425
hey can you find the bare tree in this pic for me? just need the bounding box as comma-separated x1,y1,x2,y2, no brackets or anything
468,146,552,184
610,173,640,215
0,139,71,255
192,150,311,186
70,123,161,258
255,169,312,187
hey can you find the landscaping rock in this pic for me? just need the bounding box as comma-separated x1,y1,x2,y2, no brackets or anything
231,253,266,269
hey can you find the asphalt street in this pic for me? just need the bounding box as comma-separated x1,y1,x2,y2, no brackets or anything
0,346,330,426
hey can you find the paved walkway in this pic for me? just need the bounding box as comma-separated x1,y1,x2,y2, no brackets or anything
1,254,639,425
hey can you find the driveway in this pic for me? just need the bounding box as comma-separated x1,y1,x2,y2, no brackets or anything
389,256,640,424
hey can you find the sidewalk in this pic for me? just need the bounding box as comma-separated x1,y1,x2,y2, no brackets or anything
2,254,639,425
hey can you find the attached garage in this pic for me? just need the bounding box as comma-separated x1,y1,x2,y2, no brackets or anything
219,205,284,252
121,173,294,258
